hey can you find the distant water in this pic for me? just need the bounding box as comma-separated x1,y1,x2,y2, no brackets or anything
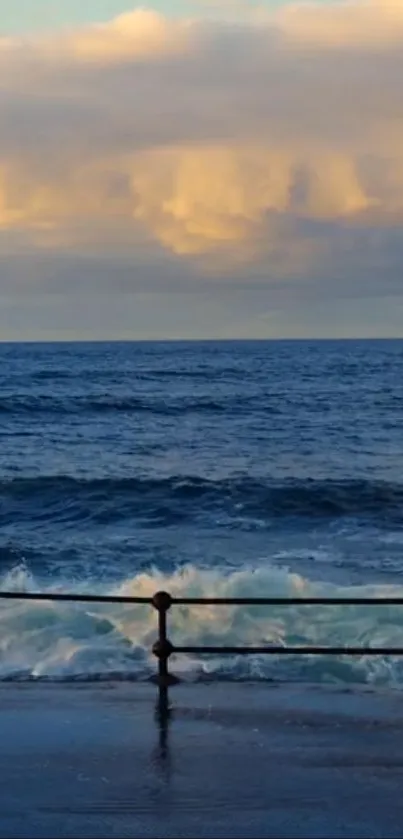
1,339,403,685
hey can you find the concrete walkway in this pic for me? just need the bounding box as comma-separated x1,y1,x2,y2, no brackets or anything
1,681,403,838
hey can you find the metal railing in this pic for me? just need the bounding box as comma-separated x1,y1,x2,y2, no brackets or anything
2,589,403,700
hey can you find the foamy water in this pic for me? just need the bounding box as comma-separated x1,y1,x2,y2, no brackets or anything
1,564,403,687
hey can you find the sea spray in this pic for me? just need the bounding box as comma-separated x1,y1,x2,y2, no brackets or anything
1,564,403,686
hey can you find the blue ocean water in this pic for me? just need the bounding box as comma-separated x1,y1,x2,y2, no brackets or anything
1,339,403,684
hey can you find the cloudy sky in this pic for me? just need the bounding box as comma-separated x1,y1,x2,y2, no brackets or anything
1,0,403,340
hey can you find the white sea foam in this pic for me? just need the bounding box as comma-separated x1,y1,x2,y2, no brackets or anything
1,563,403,686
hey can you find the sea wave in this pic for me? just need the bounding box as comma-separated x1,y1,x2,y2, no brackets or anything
1,564,403,686
1,475,403,526
29,366,246,383
0,394,255,416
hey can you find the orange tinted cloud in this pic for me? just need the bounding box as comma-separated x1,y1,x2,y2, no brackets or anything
0,1,403,283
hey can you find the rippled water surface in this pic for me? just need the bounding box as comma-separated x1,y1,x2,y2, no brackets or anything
0,339,402,684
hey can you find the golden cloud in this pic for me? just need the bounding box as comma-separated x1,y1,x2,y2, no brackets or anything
0,1,403,278
277,0,403,49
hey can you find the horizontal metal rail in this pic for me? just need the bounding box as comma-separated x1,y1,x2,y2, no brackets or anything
0,591,152,605
1,589,403,695
2,592,403,606
175,645,403,656
171,596,403,606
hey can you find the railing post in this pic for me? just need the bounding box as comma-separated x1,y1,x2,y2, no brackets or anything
152,590,175,688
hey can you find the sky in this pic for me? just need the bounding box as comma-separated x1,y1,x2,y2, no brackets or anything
1,0,403,340
0,1,291,32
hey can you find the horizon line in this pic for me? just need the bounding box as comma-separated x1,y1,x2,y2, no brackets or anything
0,336,402,345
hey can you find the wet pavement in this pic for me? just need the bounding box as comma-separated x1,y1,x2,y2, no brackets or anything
1,681,403,837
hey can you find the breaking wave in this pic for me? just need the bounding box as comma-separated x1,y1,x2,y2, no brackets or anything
1,563,403,687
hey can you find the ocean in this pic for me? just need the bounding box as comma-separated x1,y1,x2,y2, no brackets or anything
0,339,403,686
